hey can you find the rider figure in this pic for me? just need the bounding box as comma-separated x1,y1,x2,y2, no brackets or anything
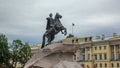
46,13,56,32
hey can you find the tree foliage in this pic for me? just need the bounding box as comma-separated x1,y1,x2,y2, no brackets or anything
19,42,32,67
0,34,32,68
0,34,9,63
66,34,74,38
11,39,23,67
10,40,32,67
0,34,11,67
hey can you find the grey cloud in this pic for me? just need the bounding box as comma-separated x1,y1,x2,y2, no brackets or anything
0,0,120,45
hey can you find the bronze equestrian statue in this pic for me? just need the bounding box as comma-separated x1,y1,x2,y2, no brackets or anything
41,13,67,48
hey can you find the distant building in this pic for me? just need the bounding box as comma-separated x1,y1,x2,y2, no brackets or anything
30,43,42,55
30,34,120,68
74,36,120,68
57,37,77,44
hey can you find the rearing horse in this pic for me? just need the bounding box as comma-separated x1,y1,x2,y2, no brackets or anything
41,13,67,48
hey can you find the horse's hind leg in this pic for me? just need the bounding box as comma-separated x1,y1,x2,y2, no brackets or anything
47,35,52,45
51,35,55,42
41,34,46,48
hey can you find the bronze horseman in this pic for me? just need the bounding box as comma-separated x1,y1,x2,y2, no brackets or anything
41,13,67,48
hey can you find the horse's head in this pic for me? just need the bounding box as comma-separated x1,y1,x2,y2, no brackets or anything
54,13,67,35
55,13,62,19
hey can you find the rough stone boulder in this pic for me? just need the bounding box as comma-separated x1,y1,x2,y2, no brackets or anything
53,61,82,68
24,43,82,68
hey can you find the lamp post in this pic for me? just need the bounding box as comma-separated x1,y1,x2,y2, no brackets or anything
72,23,75,36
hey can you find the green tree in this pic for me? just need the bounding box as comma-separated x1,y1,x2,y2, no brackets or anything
19,42,32,67
11,39,23,68
11,40,32,68
66,34,74,38
0,34,11,67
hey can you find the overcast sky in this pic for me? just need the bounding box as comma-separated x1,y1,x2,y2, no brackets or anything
0,0,120,45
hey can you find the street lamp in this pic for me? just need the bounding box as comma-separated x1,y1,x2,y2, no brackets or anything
72,23,75,36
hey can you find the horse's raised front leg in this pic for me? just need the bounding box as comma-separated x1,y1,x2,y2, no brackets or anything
61,30,64,34
61,27,67,35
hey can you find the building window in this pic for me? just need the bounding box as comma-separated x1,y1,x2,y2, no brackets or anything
105,63,107,67
72,39,74,43
118,54,120,60
104,53,107,60
85,38,87,42
90,37,92,41
82,48,85,52
76,39,78,43
95,47,97,50
81,64,84,67
112,63,114,67
99,46,101,50
104,46,106,49
117,63,119,67
96,64,97,67
100,54,102,60
100,63,102,67
87,65,89,68
94,54,97,60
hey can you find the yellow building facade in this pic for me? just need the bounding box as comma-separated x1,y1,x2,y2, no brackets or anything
30,43,42,55
75,37,120,68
